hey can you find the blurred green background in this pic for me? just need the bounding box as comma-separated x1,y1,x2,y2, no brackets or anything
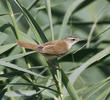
0,0,110,100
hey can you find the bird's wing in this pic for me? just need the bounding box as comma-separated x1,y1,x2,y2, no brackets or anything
42,40,69,55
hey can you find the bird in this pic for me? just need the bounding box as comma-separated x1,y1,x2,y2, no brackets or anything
17,36,81,59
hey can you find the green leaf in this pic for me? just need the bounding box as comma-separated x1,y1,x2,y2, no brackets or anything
107,0,110,3
4,77,21,89
0,77,8,81
5,89,55,98
59,0,84,39
0,77,21,99
71,47,110,84
16,0,39,21
0,32,8,45
5,90,36,97
45,0,54,41
20,32,36,43
0,71,23,79
78,77,110,95
84,79,109,99
6,0,21,41
61,69,80,100
0,43,16,55
0,61,44,78
96,87,110,100
73,0,96,13
0,51,36,61
14,0,48,44
0,89,7,100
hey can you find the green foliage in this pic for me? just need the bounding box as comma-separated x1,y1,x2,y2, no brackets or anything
0,0,110,100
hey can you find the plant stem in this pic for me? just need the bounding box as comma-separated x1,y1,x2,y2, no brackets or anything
47,59,80,100
6,0,30,68
47,59,64,100
56,69,64,100
61,69,80,100
6,1,42,98
45,0,54,41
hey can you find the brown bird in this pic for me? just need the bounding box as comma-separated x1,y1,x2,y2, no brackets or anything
17,36,80,59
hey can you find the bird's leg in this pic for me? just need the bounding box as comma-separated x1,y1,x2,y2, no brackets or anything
47,59,60,70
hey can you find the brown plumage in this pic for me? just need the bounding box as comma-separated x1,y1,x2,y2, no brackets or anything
17,40,69,55
41,40,69,55
17,41,38,51
17,36,80,59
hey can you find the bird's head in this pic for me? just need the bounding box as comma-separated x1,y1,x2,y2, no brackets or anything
64,36,80,49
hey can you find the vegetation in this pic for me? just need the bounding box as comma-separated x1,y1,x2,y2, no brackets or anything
0,0,110,100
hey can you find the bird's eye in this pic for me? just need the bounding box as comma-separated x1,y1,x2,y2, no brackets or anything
72,39,75,41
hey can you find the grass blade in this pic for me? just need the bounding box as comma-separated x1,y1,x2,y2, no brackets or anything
86,4,108,48
59,0,84,39
0,32,8,45
61,69,80,100
0,89,7,99
6,0,21,40
0,77,21,99
73,0,95,13
5,90,36,97
19,31,36,43
45,0,54,40
14,0,48,44
71,47,110,84
16,0,39,21
96,87,110,100
0,43,16,55
0,51,36,61
0,61,44,78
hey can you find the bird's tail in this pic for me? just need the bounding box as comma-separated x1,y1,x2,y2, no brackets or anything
17,41,38,51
